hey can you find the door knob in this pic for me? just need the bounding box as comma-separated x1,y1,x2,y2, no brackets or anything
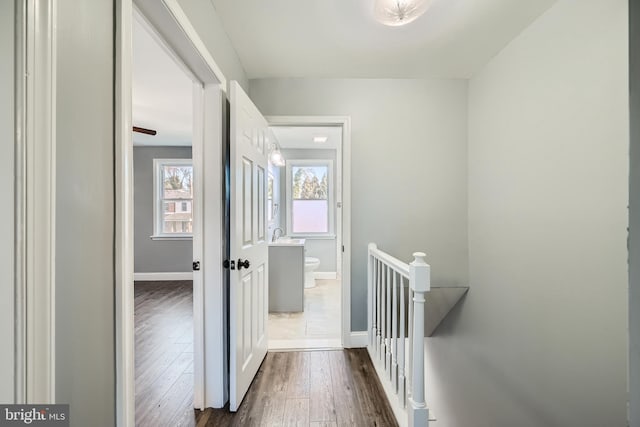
237,259,250,270
223,259,236,270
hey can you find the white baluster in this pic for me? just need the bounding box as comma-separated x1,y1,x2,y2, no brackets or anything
407,287,413,398
378,264,388,367
368,244,376,348
386,265,392,374
392,270,398,390
376,259,382,360
399,275,406,407
408,252,430,427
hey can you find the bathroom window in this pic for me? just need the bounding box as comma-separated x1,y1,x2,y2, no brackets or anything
152,159,193,239
286,160,333,236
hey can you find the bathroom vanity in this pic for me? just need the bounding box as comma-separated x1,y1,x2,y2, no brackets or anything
268,238,305,312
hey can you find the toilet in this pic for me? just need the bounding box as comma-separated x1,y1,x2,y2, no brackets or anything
304,257,320,288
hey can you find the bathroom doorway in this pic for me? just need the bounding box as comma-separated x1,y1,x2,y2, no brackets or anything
266,120,350,350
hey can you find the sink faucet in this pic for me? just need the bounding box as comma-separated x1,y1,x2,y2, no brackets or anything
271,227,284,242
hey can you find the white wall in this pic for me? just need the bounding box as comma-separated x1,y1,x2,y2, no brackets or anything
423,2,628,426
250,79,469,331
55,0,115,424
0,0,14,404
178,0,248,90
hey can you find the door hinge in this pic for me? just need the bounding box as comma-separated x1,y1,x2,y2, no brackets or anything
193,261,201,271
342,245,345,253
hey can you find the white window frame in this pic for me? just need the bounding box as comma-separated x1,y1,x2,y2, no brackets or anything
285,159,334,238
152,158,193,240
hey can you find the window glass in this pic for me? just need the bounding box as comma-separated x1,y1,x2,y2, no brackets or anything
155,161,193,236
291,165,329,233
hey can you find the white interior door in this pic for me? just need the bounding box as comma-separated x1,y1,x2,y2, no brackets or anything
229,81,269,411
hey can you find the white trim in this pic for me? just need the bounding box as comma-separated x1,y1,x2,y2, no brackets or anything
266,116,352,351
314,272,337,280
14,0,27,404
150,235,193,241
347,331,368,348
133,272,193,281
191,82,205,410
118,1,228,422
285,159,334,237
16,0,57,404
134,0,227,91
115,0,135,424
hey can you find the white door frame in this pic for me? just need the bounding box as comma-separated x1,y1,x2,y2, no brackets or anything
116,0,228,425
14,0,57,404
266,116,353,348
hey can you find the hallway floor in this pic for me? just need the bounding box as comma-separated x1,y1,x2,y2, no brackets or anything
197,349,398,427
135,280,396,427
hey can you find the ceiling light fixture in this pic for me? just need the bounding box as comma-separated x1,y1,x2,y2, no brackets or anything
313,136,328,144
374,0,432,27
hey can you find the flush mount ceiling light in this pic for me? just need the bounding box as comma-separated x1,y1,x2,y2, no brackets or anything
313,136,328,144
374,0,433,26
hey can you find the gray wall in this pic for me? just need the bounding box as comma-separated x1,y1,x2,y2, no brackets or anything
424,1,628,426
630,0,639,424
55,0,114,425
134,146,193,273
250,79,469,331
0,0,14,404
280,148,337,273
177,0,248,91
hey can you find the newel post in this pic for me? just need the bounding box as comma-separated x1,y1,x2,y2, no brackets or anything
409,252,430,427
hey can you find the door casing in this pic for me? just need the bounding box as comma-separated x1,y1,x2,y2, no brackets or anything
116,0,228,425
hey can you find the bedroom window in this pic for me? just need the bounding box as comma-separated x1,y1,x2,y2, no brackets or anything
286,160,334,236
152,159,193,239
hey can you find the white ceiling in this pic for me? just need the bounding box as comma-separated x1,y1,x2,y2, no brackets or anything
132,16,193,146
210,0,557,79
271,126,342,150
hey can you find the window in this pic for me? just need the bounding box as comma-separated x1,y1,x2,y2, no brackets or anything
153,159,193,239
286,160,333,236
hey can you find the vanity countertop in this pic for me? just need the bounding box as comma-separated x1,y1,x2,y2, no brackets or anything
268,237,306,247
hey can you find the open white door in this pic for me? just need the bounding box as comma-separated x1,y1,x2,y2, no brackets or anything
228,81,269,411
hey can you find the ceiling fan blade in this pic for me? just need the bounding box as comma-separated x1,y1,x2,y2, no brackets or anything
133,126,157,136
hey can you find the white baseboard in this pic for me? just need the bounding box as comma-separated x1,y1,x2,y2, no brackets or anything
134,272,193,281
347,331,368,348
314,272,337,280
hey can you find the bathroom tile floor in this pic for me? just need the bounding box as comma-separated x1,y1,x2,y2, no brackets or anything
268,279,342,350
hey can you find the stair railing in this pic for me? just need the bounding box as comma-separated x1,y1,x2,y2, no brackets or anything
367,243,430,427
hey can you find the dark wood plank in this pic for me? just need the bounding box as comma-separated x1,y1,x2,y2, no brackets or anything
346,349,399,427
328,350,367,427
309,351,336,423
286,351,310,398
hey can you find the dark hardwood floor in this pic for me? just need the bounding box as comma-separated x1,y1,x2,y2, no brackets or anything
135,281,195,427
135,281,398,427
